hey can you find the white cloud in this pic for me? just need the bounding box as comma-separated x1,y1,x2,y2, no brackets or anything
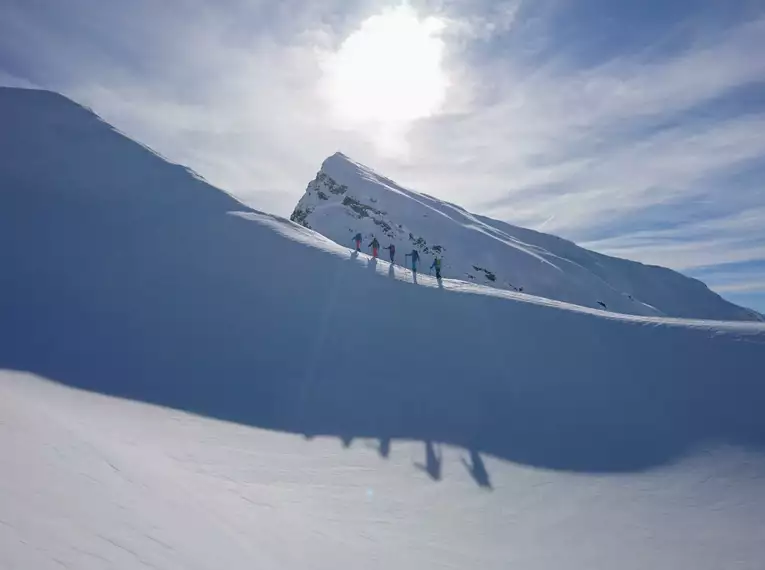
392,16,765,233
318,5,449,156
0,71,39,89
436,0,522,41
712,280,765,294
582,207,765,271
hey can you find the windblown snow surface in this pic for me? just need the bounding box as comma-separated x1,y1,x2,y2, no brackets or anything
1,87,765,569
292,152,763,321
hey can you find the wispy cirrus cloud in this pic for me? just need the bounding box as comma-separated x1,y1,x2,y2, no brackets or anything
395,6,765,307
1,0,764,308
584,208,765,268
403,15,765,225
583,207,765,302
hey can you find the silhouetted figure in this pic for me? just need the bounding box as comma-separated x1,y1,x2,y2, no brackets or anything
352,232,362,251
462,449,492,489
378,437,391,458
414,440,442,481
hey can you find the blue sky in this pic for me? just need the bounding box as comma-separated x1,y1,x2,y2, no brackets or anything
2,0,764,312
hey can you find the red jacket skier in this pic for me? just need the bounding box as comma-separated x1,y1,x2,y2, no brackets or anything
368,237,380,258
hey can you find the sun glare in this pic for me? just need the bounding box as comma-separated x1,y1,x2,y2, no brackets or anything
321,5,448,142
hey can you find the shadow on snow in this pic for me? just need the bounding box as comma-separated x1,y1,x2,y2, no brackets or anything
2,89,765,487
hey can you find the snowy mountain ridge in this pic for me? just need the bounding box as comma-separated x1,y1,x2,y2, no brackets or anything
292,152,762,321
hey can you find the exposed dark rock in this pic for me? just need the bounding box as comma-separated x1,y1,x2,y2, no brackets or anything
342,196,386,219
472,265,497,282
290,207,312,228
372,218,395,238
313,171,347,195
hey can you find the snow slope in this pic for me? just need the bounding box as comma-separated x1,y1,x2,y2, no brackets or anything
2,87,765,569
5,372,765,570
292,152,762,321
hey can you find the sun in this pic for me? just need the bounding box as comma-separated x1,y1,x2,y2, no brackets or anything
320,5,448,142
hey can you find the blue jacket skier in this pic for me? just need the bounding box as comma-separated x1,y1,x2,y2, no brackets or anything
404,250,420,273
430,257,442,280
352,232,362,251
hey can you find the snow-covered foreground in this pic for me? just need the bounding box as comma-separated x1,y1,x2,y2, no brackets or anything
2,87,765,568
4,372,765,570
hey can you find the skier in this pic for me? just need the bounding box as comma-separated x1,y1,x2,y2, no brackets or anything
384,243,396,263
352,232,362,251
430,257,442,280
368,236,380,258
404,249,420,273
